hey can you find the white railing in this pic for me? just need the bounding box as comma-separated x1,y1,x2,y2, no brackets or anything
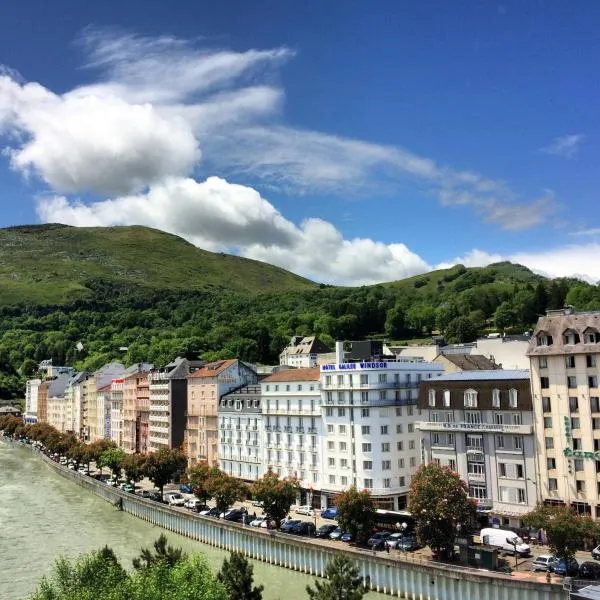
418,422,532,434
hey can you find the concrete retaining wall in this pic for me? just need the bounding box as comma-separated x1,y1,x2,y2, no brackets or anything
38,450,561,600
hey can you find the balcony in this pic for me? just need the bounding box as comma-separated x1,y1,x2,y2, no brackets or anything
467,473,486,483
418,421,532,435
296,426,305,433
307,427,318,434
322,381,420,391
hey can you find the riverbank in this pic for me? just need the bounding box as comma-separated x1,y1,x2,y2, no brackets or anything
24,441,562,600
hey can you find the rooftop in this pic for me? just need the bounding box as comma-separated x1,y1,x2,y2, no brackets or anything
430,369,530,382
437,353,500,371
188,359,237,379
262,366,321,382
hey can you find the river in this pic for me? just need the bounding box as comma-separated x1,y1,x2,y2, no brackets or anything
0,441,383,600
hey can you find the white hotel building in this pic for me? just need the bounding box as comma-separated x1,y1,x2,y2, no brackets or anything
319,354,444,510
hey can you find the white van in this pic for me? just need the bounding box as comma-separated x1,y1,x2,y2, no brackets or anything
480,528,530,556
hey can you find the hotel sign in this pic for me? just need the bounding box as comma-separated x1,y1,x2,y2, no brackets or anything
563,448,600,461
321,362,388,371
418,421,532,434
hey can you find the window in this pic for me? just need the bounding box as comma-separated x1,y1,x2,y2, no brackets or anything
362,443,371,452
585,331,599,344
544,416,552,429
396,424,403,434
397,441,404,451
466,411,482,424
593,418,600,430
395,407,402,416
381,442,390,452
340,458,348,468
464,389,478,408
540,377,550,389
360,391,369,404
542,397,551,412
360,374,369,385
408,423,414,433
449,459,457,471
380,408,388,418
565,355,576,369
338,407,346,417
409,440,415,450
297,384,302,391
508,389,518,408
407,406,413,416
592,397,600,413
363,461,372,470
399,476,406,487
511,413,522,425
492,389,500,408
467,435,483,449
327,424,334,433
325,407,333,417
398,458,405,468
588,355,597,368
379,390,387,401
537,333,553,346
575,459,584,472
577,480,586,493
469,462,485,475
569,397,578,412
361,408,370,418
329,475,336,484
340,476,348,486
573,438,582,450
539,356,548,369
382,460,391,470
514,436,523,450
568,376,577,389
339,441,347,451
327,441,334,450
328,457,335,467
548,478,558,491
571,417,580,429
361,425,370,435
363,479,373,489
339,425,346,434
547,458,556,470
545,437,554,449
496,435,505,449
383,478,391,488
469,486,487,499
443,390,450,407
590,376,599,389
428,389,436,407
564,331,579,345
380,425,388,435
410,457,417,467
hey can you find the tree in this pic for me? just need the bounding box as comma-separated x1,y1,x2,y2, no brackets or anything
335,486,376,545
187,461,213,503
252,470,299,525
217,551,263,600
207,470,248,512
123,453,147,484
493,301,518,331
523,505,600,561
143,448,186,495
99,447,126,481
408,464,475,555
306,555,365,600
384,304,406,339
444,315,478,343
132,534,186,571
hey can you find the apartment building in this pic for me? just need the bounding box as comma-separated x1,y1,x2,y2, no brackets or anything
280,336,332,368
186,360,257,466
37,380,50,425
24,378,41,424
66,371,88,437
110,377,125,447
319,355,444,511
417,370,536,528
46,377,70,432
122,369,152,453
528,309,600,517
148,357,204,453
96,384,111,440
261,368,323,506
218,385,264,481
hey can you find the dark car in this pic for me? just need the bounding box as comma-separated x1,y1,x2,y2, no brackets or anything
320,508,338,520
291,521,316,536
329,527,343,540
316,524,338,538
552,557,579,576
148,491,164,503
192,503,210,513
340,532,353,543
367,531,391,550
280,519,302,533
580,562,600,579
205,507,223,518
223,509,248,523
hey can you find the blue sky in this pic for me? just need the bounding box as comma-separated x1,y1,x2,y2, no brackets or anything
0,0,598,284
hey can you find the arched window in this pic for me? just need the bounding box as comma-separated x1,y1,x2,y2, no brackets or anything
492,388,501,408
464,389,478,408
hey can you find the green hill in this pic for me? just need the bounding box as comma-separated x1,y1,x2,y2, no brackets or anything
0,224,315,304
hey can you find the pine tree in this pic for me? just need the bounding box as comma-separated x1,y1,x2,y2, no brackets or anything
132,534,186,570
217,551,264,600
306,556,366,600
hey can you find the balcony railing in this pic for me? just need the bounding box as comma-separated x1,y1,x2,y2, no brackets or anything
418,421,532,435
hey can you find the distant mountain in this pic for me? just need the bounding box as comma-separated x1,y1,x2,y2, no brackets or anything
0,224,315,305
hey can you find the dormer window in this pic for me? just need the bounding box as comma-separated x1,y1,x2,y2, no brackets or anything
537,333,553,347
584,329,600,344
428,389,436,407
464,389,478,408
492,389,501,408
508,389,518,408
563,330,580,345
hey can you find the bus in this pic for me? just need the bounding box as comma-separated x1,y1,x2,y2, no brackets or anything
373,509,417,533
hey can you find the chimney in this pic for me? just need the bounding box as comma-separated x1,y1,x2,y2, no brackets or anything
335,341,344,364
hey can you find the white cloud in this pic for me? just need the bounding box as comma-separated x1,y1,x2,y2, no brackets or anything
36,176,430,285
540,134,585,159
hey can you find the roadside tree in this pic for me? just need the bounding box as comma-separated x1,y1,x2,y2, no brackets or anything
252,470,299,526
217,551,264,600
208,470,248,513
143,448,186,496
408,463,476,556
335,486,376,545
306,555,365,600
187,461,213,503
123,453,147,484
99,447,126,481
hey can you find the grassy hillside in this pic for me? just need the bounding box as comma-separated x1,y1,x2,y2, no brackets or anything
0,224,315,304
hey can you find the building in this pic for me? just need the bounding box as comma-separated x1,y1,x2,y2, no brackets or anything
0,406,22,417
148,357,204,453
185,360,257,466
319,347,444,511
417,370,536,528
65,372,89,437
280,336,332,368
122,369,152,453
37,380,50,424
432,353,500,374
261,368,323,506
38,359,75,379
218,385,263,481
96,384,112,440
84,363,125,443
528,309,600,518
46,376,70,432
24,378,41,424
110,377,125,447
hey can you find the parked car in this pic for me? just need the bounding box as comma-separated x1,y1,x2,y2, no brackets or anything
320,508,338,520
479,528,531,557
340,532,353,543
137,490,153,499
329,527,343,540
386,533,420,551
316,524,338,538
223,509,248,523
580,561,600,579
552,557,579,577
184,498,202,509
179,484,192,494
192,503,210,514
148,491,164,503
295,505,314,516
251,500,264,507
280,519,302,533
250,516,267,527
531,555,557,573
291,521,316,536
367,531,392,550
592,545,600,560
201,507,223,518
123,483,135,494
165,493,185,507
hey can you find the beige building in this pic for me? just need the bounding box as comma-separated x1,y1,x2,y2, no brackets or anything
528,309,600,517
122,371,151,453
280,336,332,368
185,359,257,466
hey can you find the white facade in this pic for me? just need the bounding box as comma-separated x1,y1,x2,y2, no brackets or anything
110,379,125,447
96,387,112,440
319,359,444,510
25,378,41,424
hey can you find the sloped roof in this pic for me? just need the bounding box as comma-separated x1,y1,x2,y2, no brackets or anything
527,311,600,356
188,359,237,379
281,336,331,356
262,366,321,382
437,353,499,371
430,369,530,382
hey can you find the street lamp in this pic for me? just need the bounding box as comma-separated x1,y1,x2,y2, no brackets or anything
396,521,408,553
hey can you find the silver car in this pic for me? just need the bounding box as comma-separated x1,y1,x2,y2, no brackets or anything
531,555,557,572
